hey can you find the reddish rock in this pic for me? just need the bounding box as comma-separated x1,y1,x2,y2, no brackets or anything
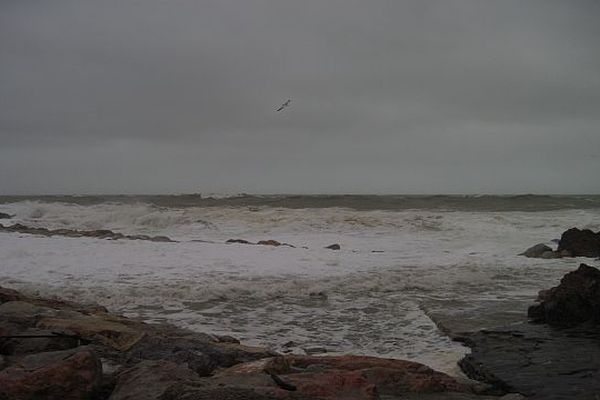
0,347,102,400
212,355,474,400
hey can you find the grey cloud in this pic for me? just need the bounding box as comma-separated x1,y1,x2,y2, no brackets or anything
1,0,599,194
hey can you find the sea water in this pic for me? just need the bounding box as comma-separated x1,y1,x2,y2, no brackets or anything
1,195,599,374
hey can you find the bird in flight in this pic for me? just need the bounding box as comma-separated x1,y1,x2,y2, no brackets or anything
276,99,291,112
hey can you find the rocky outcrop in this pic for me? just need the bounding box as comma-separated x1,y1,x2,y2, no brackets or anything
457,264,600,399
527,263,600,326
520,227,600,259
557,228,600,258
0,286,504,400
0,223,174,243
0,212,13,219
226,239,296,248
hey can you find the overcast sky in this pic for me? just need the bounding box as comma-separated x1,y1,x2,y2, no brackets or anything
1,0,599,194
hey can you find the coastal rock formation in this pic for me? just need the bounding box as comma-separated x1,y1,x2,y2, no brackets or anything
520,227,600,258
226,239,296,248
528,263,600,326
458,264,600,399
0,286,504,400
0,347,102,400
557,228,600,258
0,223,174,243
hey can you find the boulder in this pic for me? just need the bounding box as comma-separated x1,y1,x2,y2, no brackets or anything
528,263,600,326
226,239,253,244
0,347,102,400
207,355,476,399
109,360,199,400
257,240,281,247
557,228,600,258
519,243,552,258
325,244,341,250
0,212,13,219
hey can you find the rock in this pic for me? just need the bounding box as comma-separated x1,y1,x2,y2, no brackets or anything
528,263,600,326
303,347,327,355
557,227,600,258
37,314,146,351
209,355,476,399
0,347,102,400
0,212,13,219
325,244,341,250
226,239,253,244
257,240,281,246
109,360,199,400
0,223,176,243
459,322,600,399
540,250,559,259
0,287,24,303
0,328,80,355
519,243,552,258
124,334,276,377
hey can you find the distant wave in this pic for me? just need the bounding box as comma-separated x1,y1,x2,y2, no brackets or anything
1,194,600,212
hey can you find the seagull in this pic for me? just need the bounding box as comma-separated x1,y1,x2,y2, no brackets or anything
276,99,291,112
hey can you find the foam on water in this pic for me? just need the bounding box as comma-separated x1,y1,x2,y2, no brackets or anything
0,200,599,374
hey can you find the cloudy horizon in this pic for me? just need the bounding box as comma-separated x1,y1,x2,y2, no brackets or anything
2,0,599,195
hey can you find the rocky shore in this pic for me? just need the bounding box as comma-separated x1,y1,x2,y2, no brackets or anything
456,263,600,400
0,285,523,400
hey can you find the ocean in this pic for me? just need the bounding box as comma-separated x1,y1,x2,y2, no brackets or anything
1,194,599,374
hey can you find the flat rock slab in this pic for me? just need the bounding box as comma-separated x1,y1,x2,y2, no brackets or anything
459,322,600,399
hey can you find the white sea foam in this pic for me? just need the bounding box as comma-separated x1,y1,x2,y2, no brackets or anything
0,200,599,374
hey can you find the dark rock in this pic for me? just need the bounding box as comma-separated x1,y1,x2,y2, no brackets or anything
0,223,176,243
519,243,552,258
0,212,13,219
557,228,600,258
459,322,600,399
0,346,102,400
0,328,80,355
108,360,199,400
257,240,281,246
124,335,275,376
325,244,341,250
226,239,253,244
528,263,600,326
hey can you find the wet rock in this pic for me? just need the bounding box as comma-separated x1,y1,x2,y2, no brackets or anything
109,360,199,400
0,346,102,400
0,328,80,355
210,355,476,399
0,212,13,219
459,322,600,399
0,223,176,243
519,243,552,258
303,347,327,355
257,240,281,246
226,239,253,244
37,314,145,351
325,243,341,250
528,263,600,326
124,334,276,377
0,287,24,303
557,227,600,258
